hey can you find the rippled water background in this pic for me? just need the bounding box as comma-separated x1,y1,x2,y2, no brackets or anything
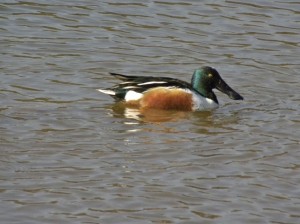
1,1,300,223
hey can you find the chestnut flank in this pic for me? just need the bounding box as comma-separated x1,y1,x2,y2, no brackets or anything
140,87,193,111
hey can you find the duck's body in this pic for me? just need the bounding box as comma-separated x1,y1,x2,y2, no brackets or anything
98,66,243,111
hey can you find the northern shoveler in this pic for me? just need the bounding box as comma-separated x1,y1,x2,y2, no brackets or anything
98,66,243,111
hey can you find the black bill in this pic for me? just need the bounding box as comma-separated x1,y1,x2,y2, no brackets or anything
215,78,244,100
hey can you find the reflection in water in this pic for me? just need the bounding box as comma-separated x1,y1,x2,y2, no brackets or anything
107,101,243,136
106,101,243,139
108,102,191,122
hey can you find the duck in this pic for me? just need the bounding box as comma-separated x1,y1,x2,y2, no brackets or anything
98,66,243,111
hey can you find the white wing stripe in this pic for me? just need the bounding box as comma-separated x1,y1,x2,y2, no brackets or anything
123,86,139,89
137,81,167,86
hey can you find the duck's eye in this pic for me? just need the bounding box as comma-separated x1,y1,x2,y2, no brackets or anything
208,73,213,78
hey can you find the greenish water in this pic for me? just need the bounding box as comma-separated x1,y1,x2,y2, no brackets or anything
1,1,299,223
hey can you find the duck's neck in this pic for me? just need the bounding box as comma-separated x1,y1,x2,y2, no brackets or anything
191,70,218,104
191,70,208,96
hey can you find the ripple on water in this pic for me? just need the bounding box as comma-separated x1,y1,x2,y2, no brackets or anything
1,0,300,224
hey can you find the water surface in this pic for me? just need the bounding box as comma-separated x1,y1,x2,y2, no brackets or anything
1,1,300,223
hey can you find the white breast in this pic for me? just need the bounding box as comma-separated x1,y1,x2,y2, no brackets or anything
185,90,219,110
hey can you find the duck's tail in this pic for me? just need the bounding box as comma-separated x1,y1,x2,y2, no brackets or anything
97,89,116,96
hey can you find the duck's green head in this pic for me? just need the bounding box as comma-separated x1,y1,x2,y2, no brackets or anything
191,66,243,103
